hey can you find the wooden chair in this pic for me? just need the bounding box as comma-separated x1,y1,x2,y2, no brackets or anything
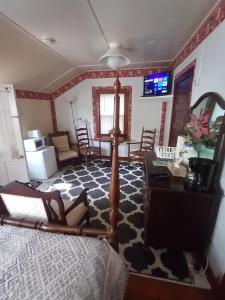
49,131,80,169
0,181,90,226
127,127,156,164
76,126,101,167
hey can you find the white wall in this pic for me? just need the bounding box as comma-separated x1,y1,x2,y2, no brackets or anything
174,20,225,279
55,77,173,156
17,98,53,139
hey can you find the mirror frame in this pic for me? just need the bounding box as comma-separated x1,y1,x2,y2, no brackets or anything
191,92,225,185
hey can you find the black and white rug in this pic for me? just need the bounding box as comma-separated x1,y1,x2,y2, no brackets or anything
40,160,202,285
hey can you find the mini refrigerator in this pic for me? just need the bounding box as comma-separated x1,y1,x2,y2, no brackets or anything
25,146,57,180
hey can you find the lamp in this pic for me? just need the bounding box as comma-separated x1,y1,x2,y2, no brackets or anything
99,44,130,69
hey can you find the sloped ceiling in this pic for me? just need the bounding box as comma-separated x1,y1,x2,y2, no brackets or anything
0,0,219,92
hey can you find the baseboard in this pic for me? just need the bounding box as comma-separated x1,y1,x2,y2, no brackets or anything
207,266,225,300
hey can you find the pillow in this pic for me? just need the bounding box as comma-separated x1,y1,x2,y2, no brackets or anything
52,135,70,152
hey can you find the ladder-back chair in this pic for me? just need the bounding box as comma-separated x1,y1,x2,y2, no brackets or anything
76,126,101,167
127,127,156,164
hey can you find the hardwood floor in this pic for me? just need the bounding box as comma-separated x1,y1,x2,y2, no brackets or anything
124,274,215,300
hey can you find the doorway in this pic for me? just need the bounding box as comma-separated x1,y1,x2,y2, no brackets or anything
169,66,195,146
0,85,29,185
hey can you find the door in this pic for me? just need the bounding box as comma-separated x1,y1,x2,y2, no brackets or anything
0,84,29,185
169,67,195,146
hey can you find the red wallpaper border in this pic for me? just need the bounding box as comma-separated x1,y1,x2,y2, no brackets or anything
52,68,166,99
50,96,57,132
16,90,51,100
169,0,225,70
159,101,167,145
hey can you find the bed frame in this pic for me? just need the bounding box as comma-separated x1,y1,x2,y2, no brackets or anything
0,76,121,250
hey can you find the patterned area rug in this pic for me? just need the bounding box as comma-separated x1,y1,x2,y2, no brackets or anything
42,161,192,284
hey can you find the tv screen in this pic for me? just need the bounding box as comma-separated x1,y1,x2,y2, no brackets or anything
143,72,171,97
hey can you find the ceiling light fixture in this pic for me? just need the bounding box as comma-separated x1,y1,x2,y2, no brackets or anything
99,43,130,70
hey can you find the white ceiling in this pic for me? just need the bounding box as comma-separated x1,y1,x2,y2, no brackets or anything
0,0,219,92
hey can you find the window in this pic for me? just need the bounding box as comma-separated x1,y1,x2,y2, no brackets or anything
92,86,132,139
99,93,124,134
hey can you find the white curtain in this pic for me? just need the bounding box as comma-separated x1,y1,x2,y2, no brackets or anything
100,94,124,134
0,89,17,158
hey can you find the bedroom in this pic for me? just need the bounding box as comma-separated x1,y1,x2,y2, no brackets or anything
0,0,225,299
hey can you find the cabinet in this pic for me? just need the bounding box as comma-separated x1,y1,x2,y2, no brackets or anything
143,151,221,255
25,146,57,180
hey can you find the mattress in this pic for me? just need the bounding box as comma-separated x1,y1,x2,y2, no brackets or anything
0,225,128,300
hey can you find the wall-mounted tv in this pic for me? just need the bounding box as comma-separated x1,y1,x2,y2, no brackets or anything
143,72,171,97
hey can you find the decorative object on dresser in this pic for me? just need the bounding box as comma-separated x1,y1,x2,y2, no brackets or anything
127,127,156,165
76,125,102,167
49,131,79,169
185,92,225,162
183,92,225,184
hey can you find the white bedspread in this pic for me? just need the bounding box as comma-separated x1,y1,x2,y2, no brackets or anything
0,225,128,300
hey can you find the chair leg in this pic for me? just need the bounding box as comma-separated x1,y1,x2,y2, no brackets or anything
86,210,90,227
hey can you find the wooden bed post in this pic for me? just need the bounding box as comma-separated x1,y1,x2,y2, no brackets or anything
108,75,121,251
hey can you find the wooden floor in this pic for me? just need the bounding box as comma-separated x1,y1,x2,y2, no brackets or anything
124,274,215,300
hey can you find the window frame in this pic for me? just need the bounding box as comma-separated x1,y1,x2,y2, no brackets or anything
92,86,132,140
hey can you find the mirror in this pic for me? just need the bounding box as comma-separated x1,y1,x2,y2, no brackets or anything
191,92,225,161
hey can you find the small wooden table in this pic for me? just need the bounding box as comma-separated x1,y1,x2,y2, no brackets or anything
97,136,124,165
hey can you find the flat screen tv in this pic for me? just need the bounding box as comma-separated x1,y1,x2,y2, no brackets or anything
143,72,171,97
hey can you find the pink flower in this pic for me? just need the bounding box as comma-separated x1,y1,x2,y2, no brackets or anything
187,112,209,139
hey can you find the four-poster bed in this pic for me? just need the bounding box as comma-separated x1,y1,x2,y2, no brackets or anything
0,76,127,299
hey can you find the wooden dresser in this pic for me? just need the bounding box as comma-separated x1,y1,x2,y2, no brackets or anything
143,151,222,257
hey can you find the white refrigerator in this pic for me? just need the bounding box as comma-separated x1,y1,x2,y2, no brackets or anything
25,146,57,180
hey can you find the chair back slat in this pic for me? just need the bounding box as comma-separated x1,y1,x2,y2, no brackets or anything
140,127,156,151
75,125,101,166
76,125,90,148
128,126,156,165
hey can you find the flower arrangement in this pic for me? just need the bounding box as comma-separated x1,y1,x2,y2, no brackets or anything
184,111,210,146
